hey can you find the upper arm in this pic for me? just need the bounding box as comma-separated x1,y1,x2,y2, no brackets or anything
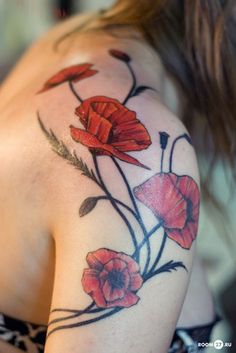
37,48,200,353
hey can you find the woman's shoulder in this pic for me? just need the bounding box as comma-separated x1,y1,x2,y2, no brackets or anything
1,14,195,168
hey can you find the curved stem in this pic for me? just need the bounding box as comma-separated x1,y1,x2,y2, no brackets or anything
92,154,140,261
49,303,96,326
96,195,138,220
160,149,165,173
47,307,122,338
169,134,192,172
149,232,167,273
50,307,103,315
111,157,151,274
132,221,163,259
68,81,83,103
123,62,136,105
143,260,187,282
110,158,143,222
49,308,107,328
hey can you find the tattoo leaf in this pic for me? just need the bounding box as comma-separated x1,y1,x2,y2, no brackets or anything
144,260,187,281
157,260,187,273
131,85,155,97
37,114,99,184
79,197,98,217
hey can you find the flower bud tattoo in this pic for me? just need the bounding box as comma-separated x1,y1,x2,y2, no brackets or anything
37,48,199,337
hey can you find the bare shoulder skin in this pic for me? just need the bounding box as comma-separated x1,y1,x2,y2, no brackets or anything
0,13,215,353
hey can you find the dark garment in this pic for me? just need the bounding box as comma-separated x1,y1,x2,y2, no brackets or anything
0,313,46,353
169,316,221,353
0,311,220,353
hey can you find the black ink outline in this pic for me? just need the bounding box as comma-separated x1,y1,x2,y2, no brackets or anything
149,232,168,273
36,49,199,338
122,61,155,105
111,157,151,274
47,307,122,338
93,153,140,261
68,81,83,103
123,61,137,105
169,134,192,172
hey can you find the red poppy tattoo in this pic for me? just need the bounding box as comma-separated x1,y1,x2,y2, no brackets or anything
133,173,199,249
37,49,199,337
82,248,143,308
70,96,151,169
37,63,98,94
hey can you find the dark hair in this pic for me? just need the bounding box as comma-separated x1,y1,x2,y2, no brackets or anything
98,1,236,196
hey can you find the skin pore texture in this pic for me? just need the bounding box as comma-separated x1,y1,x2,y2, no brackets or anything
0,12,215,353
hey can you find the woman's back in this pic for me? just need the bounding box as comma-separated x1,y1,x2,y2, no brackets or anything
0,13,215,353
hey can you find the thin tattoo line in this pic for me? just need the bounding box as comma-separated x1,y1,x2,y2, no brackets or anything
92,154,140,261
149,232,168,273
160,148,165,173
36,50,195,337
50,221,164,328
143,261,187,281
169,134,192,172
123,62,136,105
50,307,104,315
49,303,95,326
96,195,138,219
68,81,83,103
132,221,163,259
49,307,106,326
47,307,122,338
110,157,151,274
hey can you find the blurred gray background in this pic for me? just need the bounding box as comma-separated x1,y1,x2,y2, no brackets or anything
0,1,235,352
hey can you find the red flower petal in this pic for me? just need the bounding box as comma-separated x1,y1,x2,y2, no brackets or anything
37,63,98,93
87,248,118,268
75,96,119,124
111,118,151,151
70,126,150,169
134,172,200,249
166,228,192,249
81,269,100,293
129,273,143,291
107,292,140,308
87,107,112,143
91,288,107,307
76,97,151,151
82,248,143,308
104,258,127,272
119,253,140,273
134,173,187,229
102,280,126,302
73,96,151,168
73,69,98,83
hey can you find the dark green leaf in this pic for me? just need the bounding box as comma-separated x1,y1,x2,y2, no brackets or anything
79,197,98,217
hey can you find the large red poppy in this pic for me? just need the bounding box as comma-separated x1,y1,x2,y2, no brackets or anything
37,63,98,93
70,96,151,168
82,248,143,308
133,173,200,249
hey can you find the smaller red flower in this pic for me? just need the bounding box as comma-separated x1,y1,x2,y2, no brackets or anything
37,63,98,93
70,96,151,169
109,49,131,63
133,173,200,249
82,248,143,308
